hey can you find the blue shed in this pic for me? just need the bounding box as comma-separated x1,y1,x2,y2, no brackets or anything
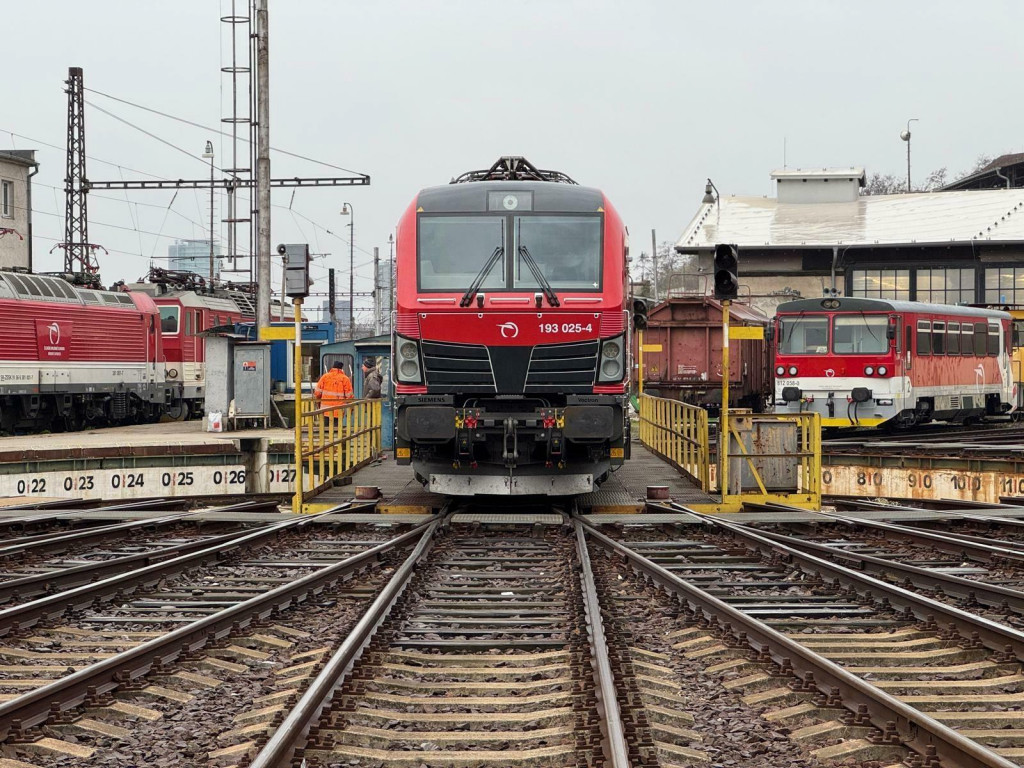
319,334,394,449
235,321,335,393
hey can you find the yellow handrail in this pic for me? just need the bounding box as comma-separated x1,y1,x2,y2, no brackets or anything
638,393,710,490
295,397,382,510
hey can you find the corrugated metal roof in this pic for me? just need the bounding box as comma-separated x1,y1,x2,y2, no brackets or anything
676,188,1024,252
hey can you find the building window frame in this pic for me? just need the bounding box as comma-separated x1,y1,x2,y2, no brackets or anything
0,180,12,219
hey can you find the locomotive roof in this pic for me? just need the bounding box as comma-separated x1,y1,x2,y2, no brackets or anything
777,296,1011,320
0,272,137,308
416,180,604,213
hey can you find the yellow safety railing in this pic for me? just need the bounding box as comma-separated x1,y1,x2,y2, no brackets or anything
295,397,382,508
638,393,710,490
719,411,821,508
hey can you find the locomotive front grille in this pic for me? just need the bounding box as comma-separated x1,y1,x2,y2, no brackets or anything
421,340,496,392
526,340,599,393
421,339,599,395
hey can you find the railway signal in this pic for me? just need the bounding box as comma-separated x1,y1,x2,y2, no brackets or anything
713,244,739,301
632,297,651,330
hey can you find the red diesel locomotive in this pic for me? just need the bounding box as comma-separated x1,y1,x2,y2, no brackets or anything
774,296,1014,428
393,157,630,495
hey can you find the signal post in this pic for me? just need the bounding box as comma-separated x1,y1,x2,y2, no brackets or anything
713,244,739,498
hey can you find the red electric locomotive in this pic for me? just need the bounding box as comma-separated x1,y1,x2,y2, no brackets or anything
393,157,630,495
0,271,168,432
774,297,1014,428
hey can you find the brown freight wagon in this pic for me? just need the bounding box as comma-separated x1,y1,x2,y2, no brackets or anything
636,296,771,412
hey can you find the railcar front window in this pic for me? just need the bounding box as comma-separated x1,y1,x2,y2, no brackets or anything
418,216,506,292
159,306,179,334
779,316,829,355
833,315,889,354
513,216,602,290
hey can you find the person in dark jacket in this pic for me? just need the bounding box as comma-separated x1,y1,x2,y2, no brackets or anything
361,358,383,399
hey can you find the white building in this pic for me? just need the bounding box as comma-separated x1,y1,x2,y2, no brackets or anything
168,238,223,280
0,150,38,271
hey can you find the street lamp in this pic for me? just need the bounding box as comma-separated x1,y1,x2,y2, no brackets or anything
202,141,215,285
900,119,918,193
388,233,395,334
340,202,355,339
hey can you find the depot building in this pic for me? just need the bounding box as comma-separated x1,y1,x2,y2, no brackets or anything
675,167,1024,317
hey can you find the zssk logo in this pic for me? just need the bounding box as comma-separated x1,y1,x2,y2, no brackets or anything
825,368,835,378
497,322,519,339
48,322,61,346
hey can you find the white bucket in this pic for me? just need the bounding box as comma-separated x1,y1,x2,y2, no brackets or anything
207,411,224,433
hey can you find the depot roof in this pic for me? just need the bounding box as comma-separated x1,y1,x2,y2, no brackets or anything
675,188,1024,252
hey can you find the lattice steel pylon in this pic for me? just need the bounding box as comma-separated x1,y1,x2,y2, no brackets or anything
60,66,101,276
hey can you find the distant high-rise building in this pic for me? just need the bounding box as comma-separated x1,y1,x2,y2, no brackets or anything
168,239,223,279
322,298,352,337
376,258,394,334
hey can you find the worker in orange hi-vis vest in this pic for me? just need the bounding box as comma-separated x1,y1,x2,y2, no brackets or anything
313,361,354,415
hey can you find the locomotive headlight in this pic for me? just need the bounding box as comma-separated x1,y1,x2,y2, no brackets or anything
865,366,874,375
166,368,178,380
776,365,785,376
598,334,625,383
877,365,888,376
787,366,798,376
395,335,423,384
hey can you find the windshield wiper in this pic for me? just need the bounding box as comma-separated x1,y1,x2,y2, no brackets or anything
517,245,560,307
460,246,505,307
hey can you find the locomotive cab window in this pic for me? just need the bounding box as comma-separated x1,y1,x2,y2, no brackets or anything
916,320,931,355
962,324,975,356
513,215,602,291
1014,320,1024,348
778,316,828,355
947,322,960,354
932,321,945,355
417,215,506,292
159,307,180,334
833,315,888,354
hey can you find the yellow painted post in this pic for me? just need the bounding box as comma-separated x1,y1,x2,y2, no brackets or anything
720,299,730,500
292,299,304,513
637,329,644,396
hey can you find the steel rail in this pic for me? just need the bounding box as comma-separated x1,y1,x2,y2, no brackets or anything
737,522,1024,614
579,519,1019,768
0,501,374,636
0,510,206,559
573,520,630,768
687,510,1024,663
0,499,275,534
819,511,1024,560
739,500,1024,561
0,519,430,741
248,518,442,768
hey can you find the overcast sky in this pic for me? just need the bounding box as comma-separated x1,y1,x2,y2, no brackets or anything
4,1,1022,318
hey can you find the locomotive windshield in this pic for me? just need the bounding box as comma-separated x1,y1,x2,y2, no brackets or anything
418,216,506,292
514,216,602,290
778,315,828,355
833,315,889,354
417,213,602,292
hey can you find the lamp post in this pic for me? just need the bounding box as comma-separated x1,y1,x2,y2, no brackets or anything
900,119,918,193
202,141,215,285
388,233,395,334
340,202,354,339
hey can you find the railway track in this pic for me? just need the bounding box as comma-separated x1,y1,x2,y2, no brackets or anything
6,505,1024,766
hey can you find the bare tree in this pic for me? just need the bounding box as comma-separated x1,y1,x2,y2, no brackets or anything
862,173,906,195
953,154,994,181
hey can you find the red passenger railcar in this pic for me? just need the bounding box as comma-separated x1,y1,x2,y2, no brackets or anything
774,297,1014,428
393,157,630,495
